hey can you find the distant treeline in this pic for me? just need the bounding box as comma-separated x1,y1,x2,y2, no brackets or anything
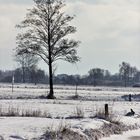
0,68,48,84
0,61,140,87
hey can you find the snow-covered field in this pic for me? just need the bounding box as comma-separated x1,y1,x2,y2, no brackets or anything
0,83,140,140
101,129,140,140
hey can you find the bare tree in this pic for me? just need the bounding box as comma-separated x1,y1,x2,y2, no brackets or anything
15,53,39,83
16,0,80,99
88,68,104,86
119,62,131,87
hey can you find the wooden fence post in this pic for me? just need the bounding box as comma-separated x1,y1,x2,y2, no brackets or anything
129,94,132,102
12,73,14,93
105,104,109,118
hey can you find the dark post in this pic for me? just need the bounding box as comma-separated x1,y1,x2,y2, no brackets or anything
75,83,78,97
129,94,132,102
105,104,109,118
12,73,14,93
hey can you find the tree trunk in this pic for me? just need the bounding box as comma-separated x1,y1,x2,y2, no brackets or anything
47,8,55,99
47,42,55,99
93,78,96,87
22,66,25,83
47,61,55,99
124,78,127,87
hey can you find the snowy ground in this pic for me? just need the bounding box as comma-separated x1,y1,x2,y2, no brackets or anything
0,117,106,139
0,83,140,139
101,129,140,140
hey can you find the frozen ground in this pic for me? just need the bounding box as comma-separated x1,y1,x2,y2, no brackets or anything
0,83,140,139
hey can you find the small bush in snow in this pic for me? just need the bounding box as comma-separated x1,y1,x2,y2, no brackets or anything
0,106,20,117
43,110,52,118
0,105,52,118
94,107,121,124
21,109,42,117
40,121,88,140
7,106,20,116
42,121,71,140
73,106,84,118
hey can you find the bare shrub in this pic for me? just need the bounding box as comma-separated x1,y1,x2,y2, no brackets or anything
40,121,88,140
58,120,71,133
94,107,121,124
42,121,71,140
0,106,20,117
0,106,3,116
21,109,41,117
7,106,20,116
0,105,52,118
95,108,106,119
43,110,52,118
73,106,84,118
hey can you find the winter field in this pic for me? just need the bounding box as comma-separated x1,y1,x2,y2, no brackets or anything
0,83,140,140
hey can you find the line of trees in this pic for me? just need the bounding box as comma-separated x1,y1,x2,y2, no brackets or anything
0,68,49,84
0,62,140,87
55,61,140,87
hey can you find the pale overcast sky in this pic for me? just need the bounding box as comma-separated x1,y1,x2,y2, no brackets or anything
0,0,140,75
